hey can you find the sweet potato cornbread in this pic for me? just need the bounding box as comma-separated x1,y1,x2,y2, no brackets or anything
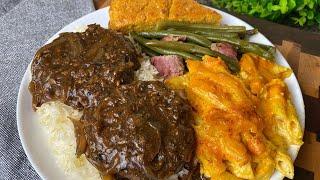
109,0,221,32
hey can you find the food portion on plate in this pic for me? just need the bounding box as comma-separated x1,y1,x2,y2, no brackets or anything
29,25,140,110
109,0,221,32
29,24,198,179
166,55,302,179
75,81,198,179
27,0,303,179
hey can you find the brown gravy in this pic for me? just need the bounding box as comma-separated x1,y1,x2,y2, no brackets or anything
29,24,139,110
29,24,199,179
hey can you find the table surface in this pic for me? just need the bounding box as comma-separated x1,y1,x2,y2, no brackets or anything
94,1,320,179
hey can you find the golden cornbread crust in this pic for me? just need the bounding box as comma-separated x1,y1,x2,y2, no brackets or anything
169,0,221,24
109,0,222,33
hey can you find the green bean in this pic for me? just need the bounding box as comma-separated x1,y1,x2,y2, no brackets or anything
141,46,159,57
146,40,240,72
241,44,273,60
208,51,240,73
205,35,274,60
151,47,201,60
138,30,212,47
146,40,214,55
194,53,204,58
186,30,239,38
131,32,200,60
251,42,276,54
156,21,247,33
132,32,239,72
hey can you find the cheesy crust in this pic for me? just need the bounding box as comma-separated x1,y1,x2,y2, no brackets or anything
166,55,301,179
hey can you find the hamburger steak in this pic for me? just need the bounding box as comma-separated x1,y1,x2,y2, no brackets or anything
29,24,140,110
75,81,197,179
29,24,198,179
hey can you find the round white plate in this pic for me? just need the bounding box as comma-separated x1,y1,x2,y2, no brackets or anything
17,7,305,180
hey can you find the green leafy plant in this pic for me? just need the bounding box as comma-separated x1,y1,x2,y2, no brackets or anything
211,0,320,29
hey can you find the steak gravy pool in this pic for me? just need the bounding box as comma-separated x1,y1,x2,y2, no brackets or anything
29,24,199,179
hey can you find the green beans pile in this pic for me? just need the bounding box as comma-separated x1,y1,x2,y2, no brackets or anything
131,21,276,73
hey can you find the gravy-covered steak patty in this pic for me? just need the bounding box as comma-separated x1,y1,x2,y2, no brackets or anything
75,81,197,179
29,24,140,110
29,24,199,179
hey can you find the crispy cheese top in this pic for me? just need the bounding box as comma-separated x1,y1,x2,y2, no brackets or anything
166,55,301,179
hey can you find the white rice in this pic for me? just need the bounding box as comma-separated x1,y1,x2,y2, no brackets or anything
135,58,162,81
37,101,100,180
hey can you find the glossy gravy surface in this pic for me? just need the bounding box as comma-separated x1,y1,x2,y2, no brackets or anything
29,25,199,179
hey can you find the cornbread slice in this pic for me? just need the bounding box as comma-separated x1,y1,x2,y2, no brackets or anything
109,0,221,33
168,0,221,24
109,0,170,32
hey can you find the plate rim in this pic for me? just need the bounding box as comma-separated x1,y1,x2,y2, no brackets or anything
16,6,305,180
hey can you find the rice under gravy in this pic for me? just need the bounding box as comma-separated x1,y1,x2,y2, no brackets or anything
36,58,159,180
37,102,100,180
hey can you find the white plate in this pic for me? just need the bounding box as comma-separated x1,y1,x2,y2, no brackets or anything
17,7,305,180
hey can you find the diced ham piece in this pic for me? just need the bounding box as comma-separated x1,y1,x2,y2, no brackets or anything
151,55,185,79
162,35,187,42
211,42,237,59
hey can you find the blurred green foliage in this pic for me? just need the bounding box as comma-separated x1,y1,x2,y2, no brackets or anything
211,0,320,28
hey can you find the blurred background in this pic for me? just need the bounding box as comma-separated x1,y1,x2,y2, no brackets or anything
210,0,320,33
